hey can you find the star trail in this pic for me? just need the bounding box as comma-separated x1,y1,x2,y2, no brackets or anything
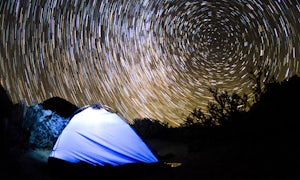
0,0,299,125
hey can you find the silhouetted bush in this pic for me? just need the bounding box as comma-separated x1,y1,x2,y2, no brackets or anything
131,118,169,139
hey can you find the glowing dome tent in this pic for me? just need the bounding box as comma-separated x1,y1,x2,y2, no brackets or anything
49,104,158,167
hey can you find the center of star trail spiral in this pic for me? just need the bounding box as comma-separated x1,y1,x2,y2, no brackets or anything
0,0,299,126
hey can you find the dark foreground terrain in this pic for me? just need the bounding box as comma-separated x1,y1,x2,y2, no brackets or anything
1,136,300,180
1,76,300,179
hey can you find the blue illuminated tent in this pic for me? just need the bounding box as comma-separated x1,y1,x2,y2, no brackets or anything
49,104,158,167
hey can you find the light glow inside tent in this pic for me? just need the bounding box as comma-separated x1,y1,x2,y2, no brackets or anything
49,106,158,166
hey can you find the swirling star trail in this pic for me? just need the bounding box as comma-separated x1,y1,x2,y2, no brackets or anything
0,0,299,125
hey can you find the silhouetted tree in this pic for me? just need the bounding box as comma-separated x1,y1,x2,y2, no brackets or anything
208,88,249,126
248,66,277,103
183,88,250,127
185,108,211,127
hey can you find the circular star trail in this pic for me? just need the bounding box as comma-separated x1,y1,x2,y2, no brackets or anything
0,0,299,126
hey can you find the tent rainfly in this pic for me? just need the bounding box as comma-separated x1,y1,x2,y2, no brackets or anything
49,104,158,166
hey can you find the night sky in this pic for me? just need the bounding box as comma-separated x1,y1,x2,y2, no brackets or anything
0,0,299,126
